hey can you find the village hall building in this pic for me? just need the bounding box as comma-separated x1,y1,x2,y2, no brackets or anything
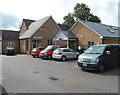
0,16,119,54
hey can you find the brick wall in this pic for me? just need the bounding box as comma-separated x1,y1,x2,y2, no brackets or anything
103,38,120,44
19,22,28,36
2,40,20,53
71,22,102,48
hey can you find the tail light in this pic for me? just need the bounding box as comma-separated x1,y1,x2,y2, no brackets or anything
58,52,62,55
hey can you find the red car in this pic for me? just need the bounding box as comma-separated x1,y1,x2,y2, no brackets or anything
39,45,65,59
31,47,44,58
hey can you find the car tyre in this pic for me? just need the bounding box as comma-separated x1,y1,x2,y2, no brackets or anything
61,56,66,61
48,55,52,60
81,68,88,71
98,64,106,72
32,55,35,58
76,55,79,59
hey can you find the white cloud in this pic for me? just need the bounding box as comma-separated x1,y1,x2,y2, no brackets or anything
0,0,119,30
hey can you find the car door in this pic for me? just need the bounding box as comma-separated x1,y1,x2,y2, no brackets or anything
104,46,114,68
69,49,76,59
63,49,69,59
111,46,119,67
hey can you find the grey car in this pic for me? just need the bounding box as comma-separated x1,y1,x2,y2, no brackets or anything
52,48,79,61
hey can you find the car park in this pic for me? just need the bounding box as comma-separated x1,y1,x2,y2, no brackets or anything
77,44,120,72
39,45,65,59
4,47,15,55
52,48,79,61
31,47,44,58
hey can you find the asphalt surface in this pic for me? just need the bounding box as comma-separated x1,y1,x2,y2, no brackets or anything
0,54,119,93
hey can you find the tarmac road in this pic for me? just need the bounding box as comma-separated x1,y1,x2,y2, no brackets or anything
1,55,119,93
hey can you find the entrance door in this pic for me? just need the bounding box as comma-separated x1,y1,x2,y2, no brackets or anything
32,39,41,49
69,40,77,50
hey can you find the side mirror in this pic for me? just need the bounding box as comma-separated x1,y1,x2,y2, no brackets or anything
106,51,110,55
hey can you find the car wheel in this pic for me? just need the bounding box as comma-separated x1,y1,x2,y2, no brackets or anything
76,55,79,59
81,68,85,71
98,64,106,72
61,56,66,61
32,55,35,58
36,55,39,58
48,55,52,60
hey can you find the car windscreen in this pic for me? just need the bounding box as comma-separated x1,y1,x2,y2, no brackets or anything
39,48,44,50
32,48,37,51
85,46,105,54
45,46,53,50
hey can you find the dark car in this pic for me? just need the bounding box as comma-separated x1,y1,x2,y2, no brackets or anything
77,44,120,72
4,47,15,55
75,48,86,54
31,47,44,58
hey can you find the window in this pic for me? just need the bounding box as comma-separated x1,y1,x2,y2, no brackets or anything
32,39,41,49
8,42,14,48
88,41,95,48
48,40,52,45
63,49,67,52
70,49,74,52
63,49,70,52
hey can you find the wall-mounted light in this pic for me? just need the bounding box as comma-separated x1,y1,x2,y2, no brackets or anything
81,36,84,38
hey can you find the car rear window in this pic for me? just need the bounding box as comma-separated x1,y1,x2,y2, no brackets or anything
55,48,62,52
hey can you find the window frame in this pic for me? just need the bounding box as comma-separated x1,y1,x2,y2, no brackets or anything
8,42,14,48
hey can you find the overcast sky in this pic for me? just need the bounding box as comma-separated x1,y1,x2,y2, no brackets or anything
0,0,119,30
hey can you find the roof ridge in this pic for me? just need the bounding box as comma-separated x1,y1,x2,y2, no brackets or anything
80,20,118,27
19,16,52,39
37,16,51,21
23,18,35,21
0,29,19,32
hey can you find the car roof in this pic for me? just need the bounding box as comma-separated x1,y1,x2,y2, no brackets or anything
37,46,44,48
55,48,72,50
93,44,120,47
48,44,65,46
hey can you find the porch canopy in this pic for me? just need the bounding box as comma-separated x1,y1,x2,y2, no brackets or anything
53,30,77,49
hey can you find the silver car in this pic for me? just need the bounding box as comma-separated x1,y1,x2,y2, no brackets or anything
52,48,79,61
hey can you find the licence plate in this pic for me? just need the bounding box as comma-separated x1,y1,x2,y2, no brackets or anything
83,63,87,67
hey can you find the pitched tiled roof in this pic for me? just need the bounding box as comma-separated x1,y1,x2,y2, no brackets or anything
23,19,35,28
78,20,120,38
0,29,19,40
57,24,70,31
19,16,51,39
61,30,76,39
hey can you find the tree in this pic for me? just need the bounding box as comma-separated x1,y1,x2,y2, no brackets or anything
88,14,101,23
74,3,91,21
63,3,101,27
63,13,75,27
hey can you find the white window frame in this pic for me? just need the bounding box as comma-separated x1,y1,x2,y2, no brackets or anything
8,42,14,48
32,39,41,49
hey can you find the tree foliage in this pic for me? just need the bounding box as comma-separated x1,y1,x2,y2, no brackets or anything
74,3,90,21
63,13,75,27
63,3,101,27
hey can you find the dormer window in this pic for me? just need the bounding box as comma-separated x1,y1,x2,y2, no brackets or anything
107,29,115,34
110,26,118,30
